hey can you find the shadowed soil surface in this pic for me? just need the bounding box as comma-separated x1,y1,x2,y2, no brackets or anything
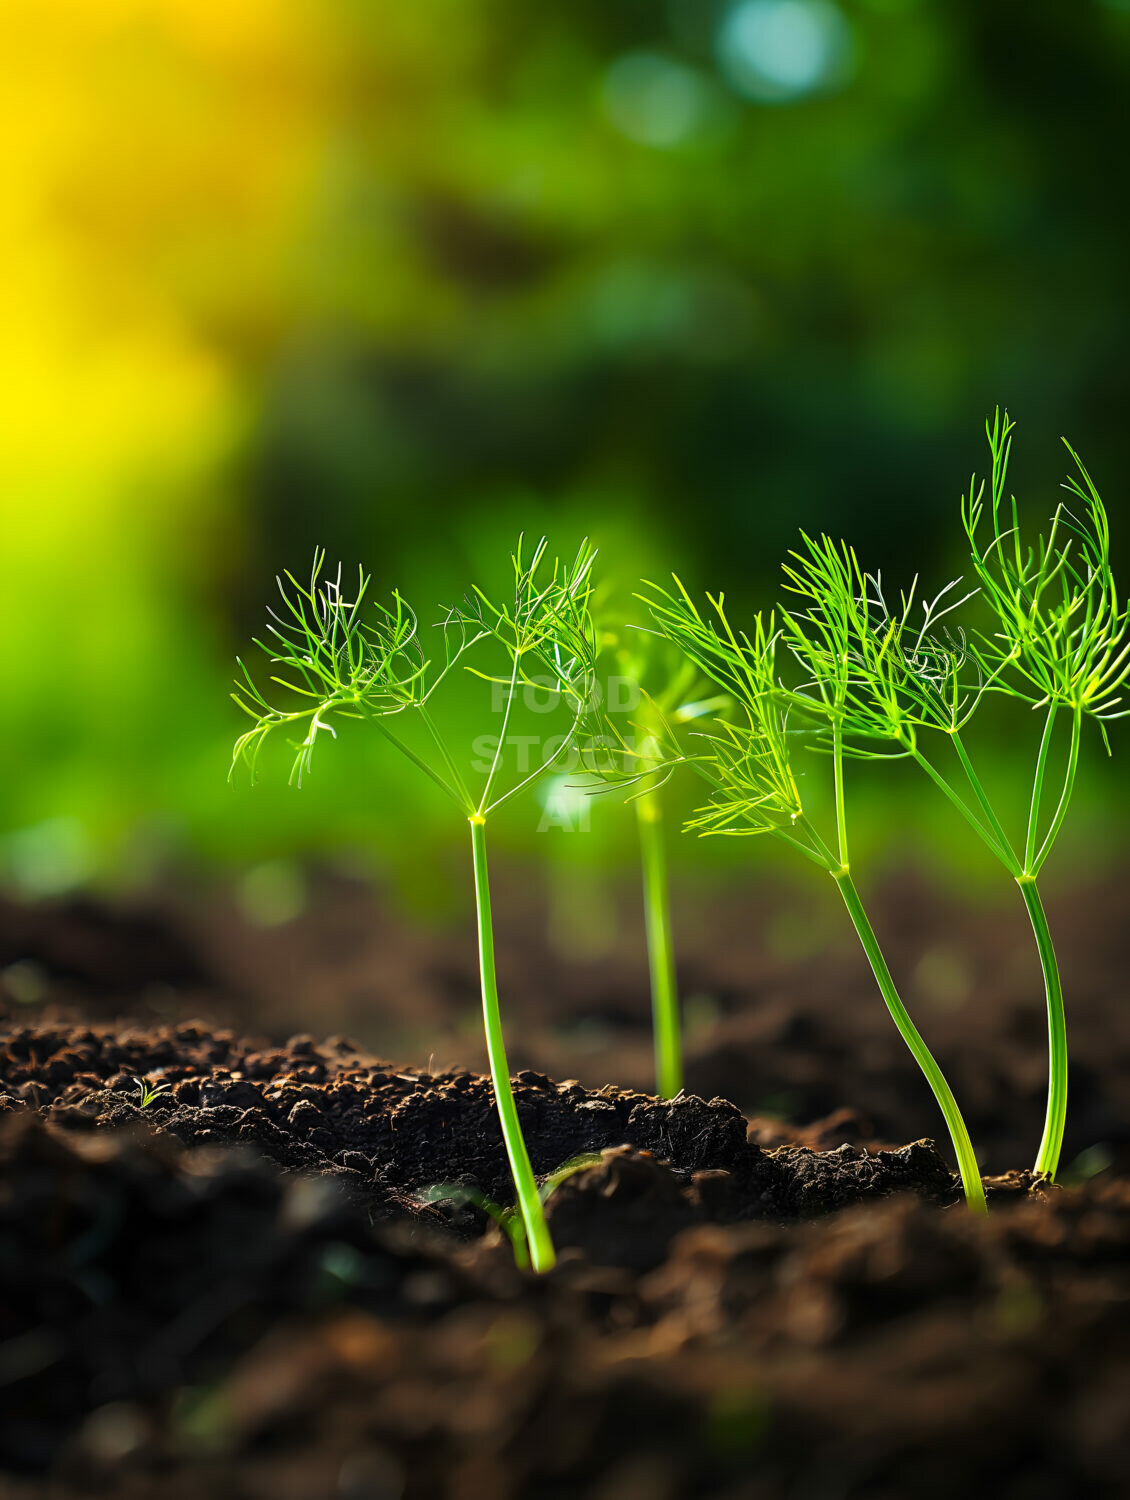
0,1021,961,1227
3,861,1128,1175
0,1106,1125,1499
1,872,1128,1496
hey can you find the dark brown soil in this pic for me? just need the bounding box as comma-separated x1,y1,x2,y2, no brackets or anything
4,861,1129,1176
0,1021,962,1229
0,1099,1126,1499
2,873,1128,1496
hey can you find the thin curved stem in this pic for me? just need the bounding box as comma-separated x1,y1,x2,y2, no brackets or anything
418,703,474,811
1024,703,1059,872
483,697,585,816
914,713,1077,1178
909,745,1015,870
373,720,463,807
469,817,555,1271
793,814,839,871
768,822,834,868
1031,708,1082,876
951,731,1021,872
833,719,849,869
1018,877,1067,1178
636,789,682,1099
832,870,987,1213
478,652,521,815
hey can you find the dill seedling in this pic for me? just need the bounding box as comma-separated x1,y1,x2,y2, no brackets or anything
418,1183,532,1269
592,629,726,1098
915,412,1126,1178
419,1153,603,1269
130,1076,171,1109
774,410,1126,1182
635,580,987,1212
233,539,599,1272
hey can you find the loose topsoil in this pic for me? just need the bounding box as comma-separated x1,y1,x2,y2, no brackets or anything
2,871,1129,1497
5,860,1129,1174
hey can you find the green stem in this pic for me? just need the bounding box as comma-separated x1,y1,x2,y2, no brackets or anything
1024,704,1059,872
1019,876,1067,1179
478,652,521,814
635,789,682,1099
951,731,1021,872
909,746,1014,869
831,870,987,1213
484,697,585,816
1031,708,1082,875
773,822,837,869
373,720,462,807
913,712,1079,1181
469,817,555,1271
833,719,849,869
792,814,839,871
419,703,474,810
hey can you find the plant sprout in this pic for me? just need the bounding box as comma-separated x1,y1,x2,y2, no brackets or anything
419,1152,603,1268
773,411,1125,1183
633,582,988,1212
594,629,726,1098
130,1076,171,1109
233,539,599,1272
885,413,1126,1179
418,1183,532,1269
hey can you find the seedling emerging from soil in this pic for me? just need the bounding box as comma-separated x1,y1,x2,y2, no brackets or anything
419,1183,532,1268
130,1076,170,1109
635,584,987,1212
233,540,599,1272
779,414,1126,1182
595,629,726,1098
942,414,1124,1178
420,1152,603,1268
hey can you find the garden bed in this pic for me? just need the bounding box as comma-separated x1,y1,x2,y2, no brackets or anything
2,1013,1128,1496
5,864,1130,1174
2,1019,969,1224
1,1104,1127,1498
2,881,1129,1496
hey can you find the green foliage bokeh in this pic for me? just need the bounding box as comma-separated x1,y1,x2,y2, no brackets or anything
2,0,1127,901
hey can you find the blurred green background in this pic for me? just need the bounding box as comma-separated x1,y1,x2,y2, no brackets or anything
3,0,1128,908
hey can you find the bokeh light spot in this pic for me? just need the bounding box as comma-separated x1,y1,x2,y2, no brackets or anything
602,51,732,148
0,818,93,898
716,0,855,104
238,858,307,927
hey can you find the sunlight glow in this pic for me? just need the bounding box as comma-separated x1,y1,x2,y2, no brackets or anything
716,0,854,104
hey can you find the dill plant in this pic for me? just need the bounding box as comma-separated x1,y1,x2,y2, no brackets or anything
130,1076,170,1108
232,540,599,1272
632,582,988,1212
760,410,1125,1183
902,413,1127,1179
595,630,726,1098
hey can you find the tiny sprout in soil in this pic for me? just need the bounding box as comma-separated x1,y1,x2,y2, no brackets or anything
592,626,727,1099
420,1154,603,1269
130,1076,171,1109
234,537,599,1273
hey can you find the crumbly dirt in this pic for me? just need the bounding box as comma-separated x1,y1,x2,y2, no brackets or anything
0,1020,962,1225
0,1104,1125,1500
1,876,1127,1497
4,863,1129,1177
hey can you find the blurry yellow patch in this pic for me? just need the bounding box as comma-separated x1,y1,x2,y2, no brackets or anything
0,0,334,488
